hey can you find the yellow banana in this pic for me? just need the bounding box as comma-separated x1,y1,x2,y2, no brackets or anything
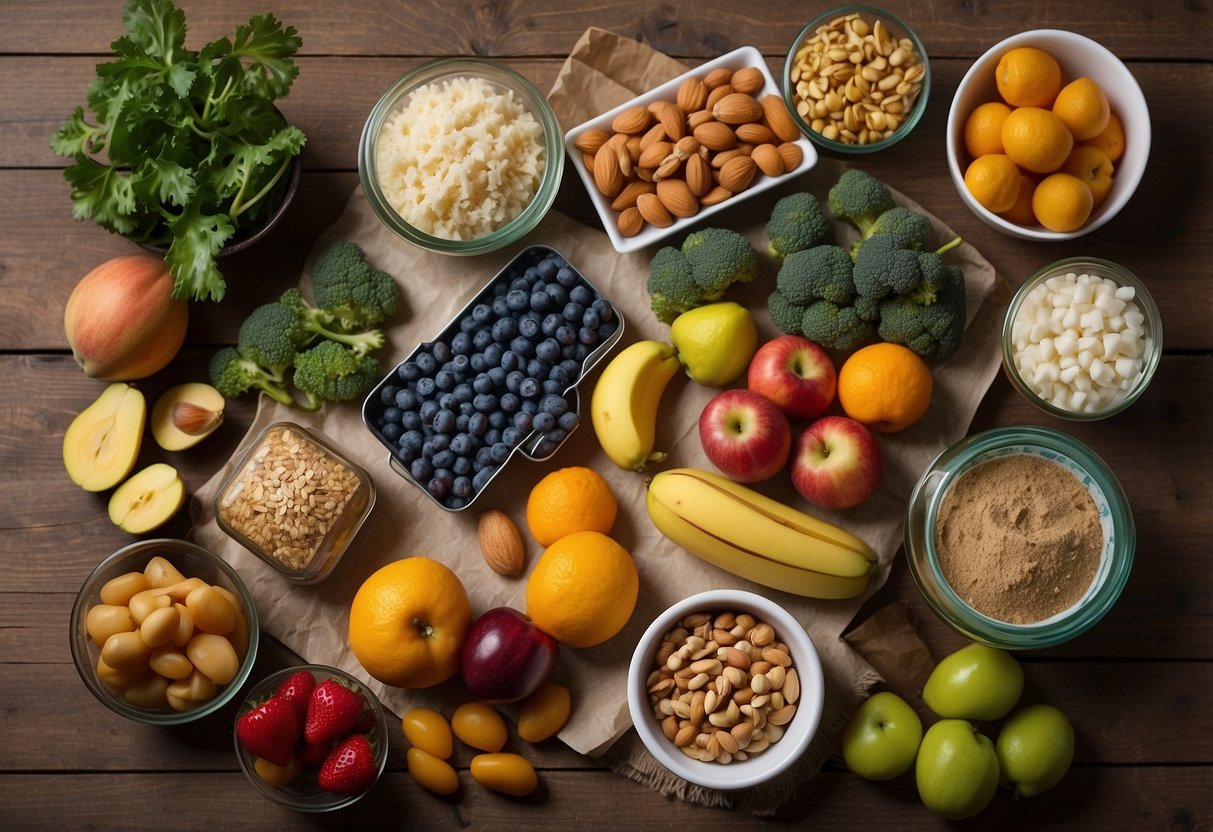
591,340,681,471
646,467,877,600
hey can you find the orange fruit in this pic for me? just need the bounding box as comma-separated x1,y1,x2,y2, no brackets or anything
837,343,933,433
348,557,472,688
1051,77,1110,140
525,466,617,547
963,154,1022,213
525,531,638,648
1082,111,1125,162
995,47,1063,107
963,101,1012,158
1062,145,1115,206
1000,172,1040,226
1032,172,1094,232
1001,107,1074,173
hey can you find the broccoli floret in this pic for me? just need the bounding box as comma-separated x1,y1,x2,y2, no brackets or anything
858,206,934,256
310,241,401,330
801,301,874,351
209,346,297,407
768,289,807,335
828,169,895,239
681,227,758,298
648,246,699,324
292,340,382,407
776,245,855,306
236,302,309,376
878,264,967,359
280,287,384,356
853,234,965,302
766,192,833,260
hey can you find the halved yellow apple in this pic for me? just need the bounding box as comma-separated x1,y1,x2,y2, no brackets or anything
151,383,225,451
107,463,185,534
63,382,146,491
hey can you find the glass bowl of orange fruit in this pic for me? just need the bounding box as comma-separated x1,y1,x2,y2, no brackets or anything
946,30,1150,240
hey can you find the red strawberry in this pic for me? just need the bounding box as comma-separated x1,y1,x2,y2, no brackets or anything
299,739,334,768
274,670,316,721
236,697,300,767
305,679,364,744
318,734,377,796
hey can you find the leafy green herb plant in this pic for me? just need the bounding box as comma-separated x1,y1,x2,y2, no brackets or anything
50,0,305,302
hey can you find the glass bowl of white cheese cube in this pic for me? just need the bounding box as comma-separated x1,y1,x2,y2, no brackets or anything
1002,257,1162,420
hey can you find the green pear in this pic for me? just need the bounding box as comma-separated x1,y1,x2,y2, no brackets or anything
923,643,1024,720
669,301,758,387
841,691,924,780
916,719,1001,819
997,704,1075,797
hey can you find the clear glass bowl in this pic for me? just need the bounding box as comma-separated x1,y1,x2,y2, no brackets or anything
905,426,1135,650
782,5,930,154
234,664,390,812
69,538,260,725
358,57,564,255
1003,257,1163,420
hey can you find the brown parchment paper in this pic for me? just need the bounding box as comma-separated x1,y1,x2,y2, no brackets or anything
190,27,1007,815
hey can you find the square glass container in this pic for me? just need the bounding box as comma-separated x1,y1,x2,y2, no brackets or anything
215,422,376,584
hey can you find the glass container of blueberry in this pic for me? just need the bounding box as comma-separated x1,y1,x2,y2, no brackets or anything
362,246,624,511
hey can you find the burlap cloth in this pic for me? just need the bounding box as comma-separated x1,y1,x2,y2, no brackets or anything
190,28,1005,815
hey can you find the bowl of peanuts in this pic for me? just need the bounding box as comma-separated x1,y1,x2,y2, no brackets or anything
782,6,930,154
70,538,260,725
565,46,818,254
627,589,824,789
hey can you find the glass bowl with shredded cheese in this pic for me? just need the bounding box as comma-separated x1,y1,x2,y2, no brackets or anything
359,58,564,255
1003,257,1162,420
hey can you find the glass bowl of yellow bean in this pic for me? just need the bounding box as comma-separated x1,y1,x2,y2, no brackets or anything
69,538,260,725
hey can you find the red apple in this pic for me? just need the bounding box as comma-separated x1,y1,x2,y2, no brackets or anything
460,608,559,704
747,335,837,421
698,389,792,483
791,416,884,509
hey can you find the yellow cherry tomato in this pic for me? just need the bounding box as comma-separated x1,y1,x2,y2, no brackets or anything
255,754,303,787
403,707,453,759
451,702,508,752
407,747,459,795
470,753,538,796
517,682,571,743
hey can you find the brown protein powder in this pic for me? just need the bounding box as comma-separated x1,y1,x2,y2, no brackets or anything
933,453,1103,624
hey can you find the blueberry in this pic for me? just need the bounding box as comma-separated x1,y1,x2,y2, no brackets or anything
521,398,538,415
415,352,438,374
545,379,564,395
490,442,512,464
434,409,456,434
451,331,473,355
459,401,476,417
453,456,472,477
473,374,494,395
437,392,457,412
468,412,488,436
419,400,440,425
555,324,577,347
492,317,518,342
492,295,511,318
592,298,614,323
582,307,601,330
426,476,450,500
541,313,563,337
459,315,479,334
525,266,541,284
450,433,473,456
472,466,495,493
487,366,507,387
536,338,562,362
484,344,504,368
559,359,581,378
428,433,451,453
432,341,452,363
488,410,508,430
455,413,470,433
500,349,523,372
533,411,556,432
416,377,436,398
509,336,534,358
432,450,456,470
505,369,525,393
379,384,400,405
548,365,571,388
514,411,534,432
510,276,531,292
420,441,436,461
518,315,541,339
401,430,424,452
519,377,541,399
502,426,523,447
500,392,520,413
558,411,579,431
453,382,474,403
473,392,498,413
469,353,487,373
562,344,580,361
541,394,569,416
526,359,550,381
473,328,494,351
563,302,584,322
401,410,422,431
575,344,591,361
484,428,502,446
394,445,416,465
493,280,510,297
570,285,593,307
556,266,577,288
507,289,530,312
544,427,568,445
545,284,569,307
398,361,421,381
472,303,494,325
445,496,468,510
410,458,433,482
579,326,598,346
597,322,617,342
394,388,417,410
381,406,403,424
451,476,473,499
537,257,559,281
530,291,552,313
475,446,494,467
435,369,457,392
449,354,470,373
380,422,402,442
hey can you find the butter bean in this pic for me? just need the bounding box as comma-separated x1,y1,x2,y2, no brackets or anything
102,630,150,670
149,646,193,680
185,585,236,635
123,672,170,709
139,606,180,647
143,556,186,588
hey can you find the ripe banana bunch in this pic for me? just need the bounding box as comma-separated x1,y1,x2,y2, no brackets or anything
647,467,878,599
591,339,681,471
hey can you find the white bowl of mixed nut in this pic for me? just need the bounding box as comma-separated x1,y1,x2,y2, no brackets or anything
627,589,824,789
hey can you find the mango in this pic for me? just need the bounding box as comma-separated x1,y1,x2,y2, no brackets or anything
63,382,145,491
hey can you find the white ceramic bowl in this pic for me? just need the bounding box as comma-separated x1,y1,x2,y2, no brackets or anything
627,589,824,790
946,30,1150,241
565,46,818,254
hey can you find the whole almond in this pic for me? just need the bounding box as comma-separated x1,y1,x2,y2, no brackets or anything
760,94,802,143
717,729,739,755
656,179,698,218
593,146,623,197
730,66,766,96
687,110,714,130
573,128,610,155
617,206,644,237
674,135,701,159
693,121,737,152
478,510,525,576
638,141,673,170
718,155,757,192
662,715,679,741
677,77,709,112
700,185,733,206
612,105,652,135
777,142,804,172
706,84,734,111
581,152,596,170
616,144,633,179
654,101,685,142
735,123,777,145
653,154,683,181
639,123,668,152
704,67,733,89
685,154,712,198
636,192,673,228
713,93,763,125
751,143,786,177
625,136,642,163
711,148,745,169
611,180,656,211
674,724,697,748
722,646,751,669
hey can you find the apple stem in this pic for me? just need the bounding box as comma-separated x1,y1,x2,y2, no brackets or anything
411,617,435,639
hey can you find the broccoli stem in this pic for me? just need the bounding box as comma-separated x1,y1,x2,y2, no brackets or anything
936,236,963,256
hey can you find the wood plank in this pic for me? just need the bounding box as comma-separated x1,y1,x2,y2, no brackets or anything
2,0,1208,61
0,768,1208,829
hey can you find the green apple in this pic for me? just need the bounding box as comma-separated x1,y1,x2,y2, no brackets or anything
923,643,1024,720
841,691,923,780
916,719,1001,819
997,704,1075,797
669,301,758,387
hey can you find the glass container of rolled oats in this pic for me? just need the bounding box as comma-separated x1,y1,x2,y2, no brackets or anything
214,422,376,583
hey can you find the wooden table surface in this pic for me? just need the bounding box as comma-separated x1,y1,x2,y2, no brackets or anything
2,1,1210,828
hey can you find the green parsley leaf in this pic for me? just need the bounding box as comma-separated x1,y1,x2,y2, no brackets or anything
62,156,140,235
164,203,234,302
